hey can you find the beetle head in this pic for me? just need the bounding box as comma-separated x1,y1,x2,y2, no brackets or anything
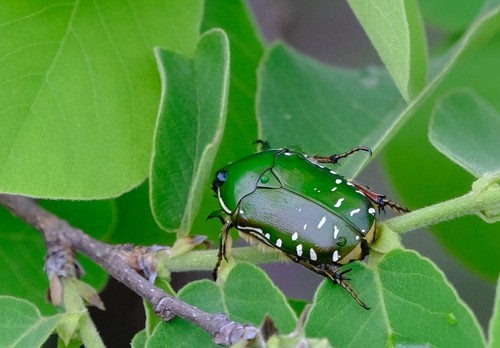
211,169,227,193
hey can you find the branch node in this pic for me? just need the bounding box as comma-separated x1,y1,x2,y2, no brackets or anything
154,296,176,321
211,313,258,345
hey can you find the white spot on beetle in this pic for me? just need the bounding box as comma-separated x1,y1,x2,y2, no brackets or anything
330,170,337,175
265,233,270,239
296,244,303,257
350,208,361,216
347,182,355,187
239,209,244,214
292,232,298,241
334,198,344,208
298,207,302,212
317,216,326,229
276,239,282,247
310,248,317,261
335,179,342,184
369,207,376,215
355,235,360,240
303,223,308,230
284,152,292,156
333,225,339,239
361,229,365,233
331,187,337,192
356,190,366,196
332,250,340,262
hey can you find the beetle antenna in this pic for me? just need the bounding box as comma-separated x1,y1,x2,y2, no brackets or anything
312,146,372,165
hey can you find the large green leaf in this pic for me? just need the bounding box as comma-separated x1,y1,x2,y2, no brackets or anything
418,0,485,32
305,250,485,347
196,0,265,241
348,0,428,101
146,263,297,346
258,43,405,179
0,200,113,314
150,29,229,235
429,91,500,177
0,296,62,347
0,0,202,199
384,18,500,278
109,181,175,246
223,263,297,332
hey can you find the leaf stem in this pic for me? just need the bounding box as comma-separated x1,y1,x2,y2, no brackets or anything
160,246,281,272
384,185,500,234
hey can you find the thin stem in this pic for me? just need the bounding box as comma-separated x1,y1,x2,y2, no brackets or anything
159,246,281,273
385,185,500,234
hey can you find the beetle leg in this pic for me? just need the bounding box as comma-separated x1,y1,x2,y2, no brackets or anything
311,146,372,165
287,255,370,310
328,269,371,310
212,219,233,280
352,182,410,213
254,139,271,151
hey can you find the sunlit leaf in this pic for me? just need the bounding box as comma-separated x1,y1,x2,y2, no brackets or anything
348,0,427,101
150,29,229,235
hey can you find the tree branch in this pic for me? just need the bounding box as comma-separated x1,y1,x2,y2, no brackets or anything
0,194,257,346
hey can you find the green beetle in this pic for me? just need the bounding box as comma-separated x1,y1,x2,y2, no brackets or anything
210,145,408,309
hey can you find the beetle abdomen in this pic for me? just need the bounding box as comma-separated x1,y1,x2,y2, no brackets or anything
234,188,375,265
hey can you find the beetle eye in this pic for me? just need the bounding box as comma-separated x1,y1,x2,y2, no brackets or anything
212,169,228,191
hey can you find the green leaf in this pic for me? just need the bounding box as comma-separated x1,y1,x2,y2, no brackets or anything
224,263,297,333
201,0,264,162
109,181,175,246
429,91,500,177
419,0,484,32
0,200,112,314
0,296,62,347
0,0,202,199
348,0,428,101
196,0,265,242
150,29,230,236
489,278,500,348
131,330,147,348
287,298,309,317
258,43,405,178
56,311,84,346
305,250,486,347
384,21,500,278
147,263,297,346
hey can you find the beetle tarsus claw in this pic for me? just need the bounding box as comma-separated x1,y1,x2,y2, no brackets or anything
254,139,271,151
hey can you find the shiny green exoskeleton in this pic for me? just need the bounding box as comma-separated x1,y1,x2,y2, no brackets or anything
210,145,408,309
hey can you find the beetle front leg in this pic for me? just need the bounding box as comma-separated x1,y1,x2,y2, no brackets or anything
212,218,233,280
